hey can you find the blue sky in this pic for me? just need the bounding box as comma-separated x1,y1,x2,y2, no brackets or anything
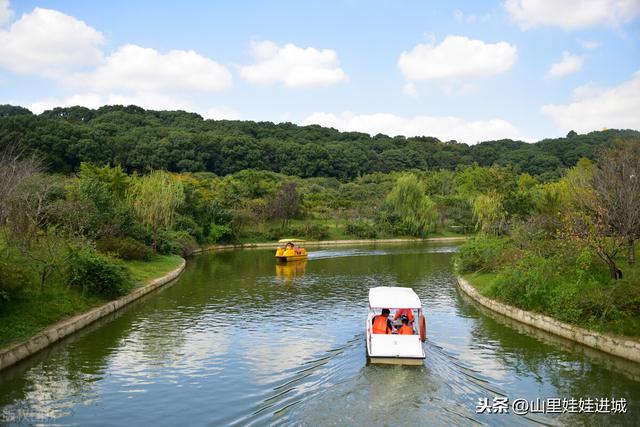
1,0,639,143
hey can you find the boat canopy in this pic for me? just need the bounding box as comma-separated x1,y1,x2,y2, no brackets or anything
278,238,306,243
368,287,421,309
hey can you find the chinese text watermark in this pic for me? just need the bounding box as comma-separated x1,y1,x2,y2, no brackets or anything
476,397,628,415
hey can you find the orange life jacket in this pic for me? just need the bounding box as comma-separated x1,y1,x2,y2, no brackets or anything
372,315,391,334
394,308,414,322
397,324,413,335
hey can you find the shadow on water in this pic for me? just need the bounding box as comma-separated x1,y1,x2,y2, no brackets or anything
0,242,638,426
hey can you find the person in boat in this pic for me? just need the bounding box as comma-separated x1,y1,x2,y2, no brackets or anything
396,315,413,335
394,308,414,324
372,308,393,334
283,242,296,256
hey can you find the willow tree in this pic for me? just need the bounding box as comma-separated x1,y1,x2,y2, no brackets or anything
472,191,507,235
127,171,184,251
385,174,436,237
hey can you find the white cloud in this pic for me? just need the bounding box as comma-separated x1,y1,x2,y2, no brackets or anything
402,82,418,97
398,35,517,81
577,38,602,49
542,71,640,133
572,81,606,100
27,94,102,114
0,0,13,27
505,0,640,30
240,40,347,88
7,3,234,116
26,92,240,121
546,52,583,79
202,107,240,120
302,111,520,144
72,44,232,93
105,92,196,111
0,7,104,76
26,92,196,114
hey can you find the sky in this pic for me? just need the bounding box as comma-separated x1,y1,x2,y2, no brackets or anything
0,0,639,144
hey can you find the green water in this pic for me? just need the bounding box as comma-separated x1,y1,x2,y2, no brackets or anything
0,243,639,426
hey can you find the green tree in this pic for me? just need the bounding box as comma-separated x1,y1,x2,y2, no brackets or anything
78,162,129,199
383,174,436,237
473,191,507,235
127,171,184,251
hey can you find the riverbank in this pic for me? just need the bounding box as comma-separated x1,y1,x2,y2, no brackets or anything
457,275,640,363
454,236,640,337
0,255,185,370
197,236,467,252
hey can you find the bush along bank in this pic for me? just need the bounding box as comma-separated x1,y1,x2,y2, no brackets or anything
0,237,184,349
454,236,640,339
0,255,185,371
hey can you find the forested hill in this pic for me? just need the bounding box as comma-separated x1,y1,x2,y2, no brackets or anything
1,104,638,180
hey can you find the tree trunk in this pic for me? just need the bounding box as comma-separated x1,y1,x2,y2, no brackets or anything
628,238,636,265
607,261,617,280
604,255,621,280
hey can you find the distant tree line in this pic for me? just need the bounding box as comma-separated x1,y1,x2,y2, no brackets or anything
1,104,638,180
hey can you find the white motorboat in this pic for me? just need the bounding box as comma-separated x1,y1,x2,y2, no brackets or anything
366,287,427,365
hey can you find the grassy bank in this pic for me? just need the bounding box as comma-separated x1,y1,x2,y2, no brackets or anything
0,254,183,348
126,254,184,284
455,237,640,338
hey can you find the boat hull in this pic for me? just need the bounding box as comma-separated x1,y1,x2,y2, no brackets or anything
275,255,308,262
367,356,425,366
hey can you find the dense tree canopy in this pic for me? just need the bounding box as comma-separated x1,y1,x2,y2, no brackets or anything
1,104,637,180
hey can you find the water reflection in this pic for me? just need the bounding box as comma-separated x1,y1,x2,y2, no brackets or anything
275,260,307,283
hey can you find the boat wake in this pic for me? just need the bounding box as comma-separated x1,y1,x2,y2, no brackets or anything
229,335,364,426
308,246,458,261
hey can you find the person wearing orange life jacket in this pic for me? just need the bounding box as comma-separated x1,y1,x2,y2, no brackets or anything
396,315,413,335
372,308,393,334
394,308,414,324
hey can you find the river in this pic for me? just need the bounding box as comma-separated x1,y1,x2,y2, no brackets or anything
0,243,639,426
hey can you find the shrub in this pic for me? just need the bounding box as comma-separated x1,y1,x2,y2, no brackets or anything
300,223,330,240
157,230,197,257
96,237,152,261
266,227,284,241
453,235,515,274
174,214,204,243
345,220,378,239
118,209,152,243
208,223,234,244
287,223,330,241
67,247,132,299
488,254,557,312
0,247,31,303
